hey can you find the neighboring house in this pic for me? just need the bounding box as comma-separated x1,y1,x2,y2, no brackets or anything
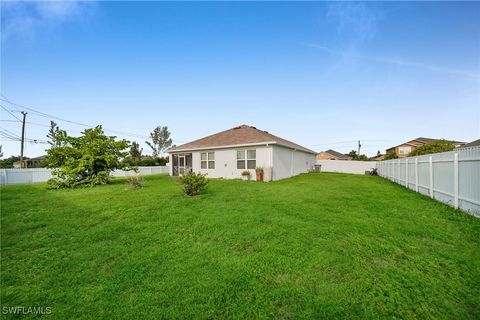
13,155,46,168
457,139,480,149
386,137,465,158
316,149,351,160
167,125,316,180
370,154,385,161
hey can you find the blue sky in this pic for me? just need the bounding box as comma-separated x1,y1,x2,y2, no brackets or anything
1,1,479,158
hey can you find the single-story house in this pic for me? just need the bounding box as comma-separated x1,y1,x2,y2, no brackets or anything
13,155,46,168
316,149,351,160
386,137,465,158
167,125,316,180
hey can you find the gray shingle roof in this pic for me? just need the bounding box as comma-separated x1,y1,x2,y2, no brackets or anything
168,125,316,154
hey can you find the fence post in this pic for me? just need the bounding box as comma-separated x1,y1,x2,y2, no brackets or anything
429,156,434,199
415,158,418,192
397,159,400,183
454,153,459,209
405,158,409,188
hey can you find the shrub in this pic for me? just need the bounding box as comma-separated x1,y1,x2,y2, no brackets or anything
384,152,399,160
241,170,251,177
180,171,208,196
46,126,129,189
255,167,264,173
409,140,455,156
126,175,144,190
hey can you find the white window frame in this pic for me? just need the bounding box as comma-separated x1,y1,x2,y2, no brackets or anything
398,146,411,155
201,152,215,169
236,149,256,170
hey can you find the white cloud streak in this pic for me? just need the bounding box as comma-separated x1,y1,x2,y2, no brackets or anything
1,1,96,42
306,44,479,81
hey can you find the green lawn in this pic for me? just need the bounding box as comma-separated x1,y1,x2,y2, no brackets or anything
1,173,479,319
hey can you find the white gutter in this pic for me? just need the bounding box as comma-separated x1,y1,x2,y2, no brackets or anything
168,141,316,154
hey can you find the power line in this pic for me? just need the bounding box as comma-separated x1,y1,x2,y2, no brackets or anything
1,97,152,140
0,105,22,121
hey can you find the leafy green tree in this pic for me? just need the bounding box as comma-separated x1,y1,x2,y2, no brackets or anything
130,141,143,162
384,152,399,160
348,150,370,161
46,120,67,147
46,126,129,188
0,156,21,168
409,140,455,157
146,126,172,157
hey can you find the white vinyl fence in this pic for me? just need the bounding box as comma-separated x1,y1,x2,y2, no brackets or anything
0,166,169,186
377,146,480,217
316,160,377,175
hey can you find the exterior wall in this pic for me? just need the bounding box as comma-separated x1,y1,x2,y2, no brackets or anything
170,145,315,181
272,145,315,180
395,144,416,158
189,146,273,179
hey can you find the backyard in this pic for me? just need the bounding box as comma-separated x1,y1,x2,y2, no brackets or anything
1,173,479,319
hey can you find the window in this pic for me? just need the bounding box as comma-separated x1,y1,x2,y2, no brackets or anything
237,149,256,169
398,146,411,155
201,152,215,169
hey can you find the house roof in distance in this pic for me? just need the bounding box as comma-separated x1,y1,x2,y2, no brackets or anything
322,149,350,160
458,139,480,148
168,125,316,154
387,137,466,150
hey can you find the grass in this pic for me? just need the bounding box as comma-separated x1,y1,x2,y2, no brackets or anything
1,173,479,319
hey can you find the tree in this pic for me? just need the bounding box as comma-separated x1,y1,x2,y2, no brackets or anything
384,152,399,160
46,126,130,188
348,150,358,159
409,140,455,157
0,145,3,158
348,150,370,161
0,155,21,168
46,121,67,147
146,126,172,157
130,141,143,162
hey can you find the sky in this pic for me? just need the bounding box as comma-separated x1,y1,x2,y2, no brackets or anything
1,1,479,158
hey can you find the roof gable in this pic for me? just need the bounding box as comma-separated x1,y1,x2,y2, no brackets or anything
323,149,350,159
168,125,315,154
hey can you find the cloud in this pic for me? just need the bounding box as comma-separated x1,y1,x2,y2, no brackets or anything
326,2,380,43
306,44,479,81
1,1,96,42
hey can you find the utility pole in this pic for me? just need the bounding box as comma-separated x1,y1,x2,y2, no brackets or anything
20,111,27,168
357,140,361,156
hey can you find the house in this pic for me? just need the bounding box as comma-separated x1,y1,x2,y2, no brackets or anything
13,155,46,168
457,139,480,149
316,149,351,160
370,154,385,161
167,125,316,181
386,137,465,158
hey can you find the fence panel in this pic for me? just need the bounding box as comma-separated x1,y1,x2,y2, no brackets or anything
377,146,480,217
315,160,376,175
0,166,169,186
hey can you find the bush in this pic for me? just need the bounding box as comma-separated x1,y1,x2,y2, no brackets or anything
241,170,251,177
126,175,144,190
180,171,208,196
384,152,399,160
409,140,455,156
46,126,129,189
